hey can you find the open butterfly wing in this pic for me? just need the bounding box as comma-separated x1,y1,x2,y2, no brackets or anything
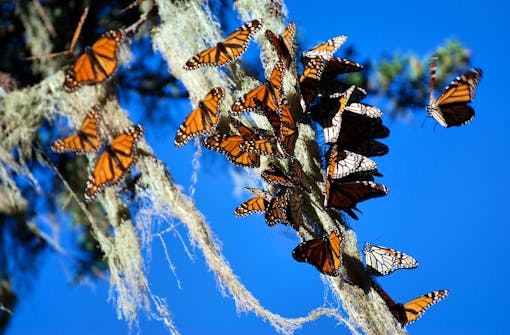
292,231,343,276
174,87,224,147
64,30,124,92
184,19,263,70
302,35,347,59
203,134,260,168
85,124,143,201
326,181,389,210
401,290,449,326
51,105,102,153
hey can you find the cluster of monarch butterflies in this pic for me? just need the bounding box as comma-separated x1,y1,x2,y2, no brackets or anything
173,19,470,327
48,10,482,327
49,11,145,201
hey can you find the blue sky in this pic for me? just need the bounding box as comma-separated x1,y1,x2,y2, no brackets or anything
7,0,510,334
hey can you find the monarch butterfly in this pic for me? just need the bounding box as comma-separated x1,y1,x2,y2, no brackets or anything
314,85,355,144
239,136,286,158
371,281,449,327
326,145,380,181
264,188,290,226
51,105,102,154
299,57,327,106
325,181,389,220
317,82,367,101
202,119,260,168
63,29,125,92
363,243,418,276
174,87,224,147
342,139,389,158
234,188,271,217
266,22,296,68
231,60,285,113
426,58,482,127
261,159,311,192
292,230,343,276
287,190,305,229
184,19,263,70
321,57,363,80
84,124,144,201
279,98,298,155
344,103,383,118
302,35,347,59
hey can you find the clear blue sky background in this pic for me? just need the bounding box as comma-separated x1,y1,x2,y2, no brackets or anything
7,0,510,334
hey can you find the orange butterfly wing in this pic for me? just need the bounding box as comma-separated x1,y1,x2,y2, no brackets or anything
184,19,263,70
174,87,224,147
279,98,298,155
231,61,285,113
202,130,260,168
292,231,343,276
234,188,271,217
64,30,125,92
84,124,144,201
399,290,449,326
51,105,102,153
266,22,296,67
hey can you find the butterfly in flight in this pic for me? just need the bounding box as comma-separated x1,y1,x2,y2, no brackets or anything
363,243,418,276
174,87,224,147
371,281,449,327
292,230,343,276
184,19,263,70
85,124,144,201
231,60,285,113
51,105,102,154
63,29,125,92
427,57,482,127
266,22,296,68
202,119,260,168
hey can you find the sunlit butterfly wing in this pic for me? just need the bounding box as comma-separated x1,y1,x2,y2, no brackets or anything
302,35,347,59
84,124,144,201
321,58,363,80
427,65,482,127
264,188,290,226
203,134,260,168
344,102,383,118
327,146,380,181
240,136,286,158
174,87,224,147
266,22,296,68
234,188,271,217
371,281,449,326
317,82,367,101
64,29,125,92
363,243,418,276
231,60,285,113
184,19,263,70
292,231,343,276
51,105,102,153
